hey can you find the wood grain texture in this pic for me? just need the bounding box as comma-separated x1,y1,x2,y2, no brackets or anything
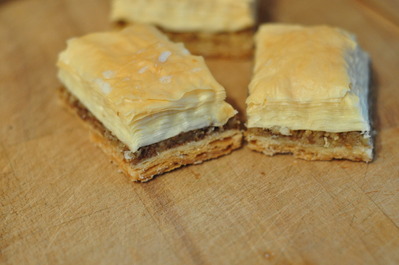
356,0,399,28
1,0,399,264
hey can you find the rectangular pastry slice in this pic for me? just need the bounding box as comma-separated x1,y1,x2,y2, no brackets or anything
57,24,242,182
111,0,256,58
245,24,373,162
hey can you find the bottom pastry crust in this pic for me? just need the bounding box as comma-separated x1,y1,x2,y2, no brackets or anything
246,128,372,162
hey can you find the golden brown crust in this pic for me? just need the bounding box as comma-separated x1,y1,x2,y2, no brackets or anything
245,129,372,162
114,22,254,58
59,87,243,181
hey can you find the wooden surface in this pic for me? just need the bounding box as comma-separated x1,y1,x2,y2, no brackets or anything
1,0,399,264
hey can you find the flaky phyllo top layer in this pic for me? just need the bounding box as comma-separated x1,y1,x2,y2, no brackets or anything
247,24,370,133
57,25,236,152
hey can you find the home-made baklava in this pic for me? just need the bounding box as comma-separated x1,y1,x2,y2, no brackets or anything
111,0,256,58
57,24,242,182
246,24,373,162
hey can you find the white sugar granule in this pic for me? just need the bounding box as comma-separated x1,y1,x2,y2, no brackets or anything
158,51,172,63
191,67,202,72
94,78,112,94
138,65,149,74
159,75,172,83
102,70,115,79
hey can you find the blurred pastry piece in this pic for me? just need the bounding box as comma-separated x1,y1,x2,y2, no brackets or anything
111,0,256,58
246,24,373,162
57,24,242,182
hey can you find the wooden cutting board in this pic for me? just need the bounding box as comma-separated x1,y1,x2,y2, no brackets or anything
1,0,399,264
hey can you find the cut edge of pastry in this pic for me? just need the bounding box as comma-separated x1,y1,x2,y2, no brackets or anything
59,86,243,182
114,21,254,58
245,129,373,162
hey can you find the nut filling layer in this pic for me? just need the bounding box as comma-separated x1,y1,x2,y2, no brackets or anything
247,128,370,148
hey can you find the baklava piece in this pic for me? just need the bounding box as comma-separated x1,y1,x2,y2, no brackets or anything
246,24,373,162
57,25,242,182
111,0,256,58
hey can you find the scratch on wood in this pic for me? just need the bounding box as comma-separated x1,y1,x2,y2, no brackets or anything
350,214,356,227
259,189,324,243
45,225,63,251
132,187,186,264
139,184,207,265
364,190,380,195
52,207,113,228
363,194,399,231
360,163,369,190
